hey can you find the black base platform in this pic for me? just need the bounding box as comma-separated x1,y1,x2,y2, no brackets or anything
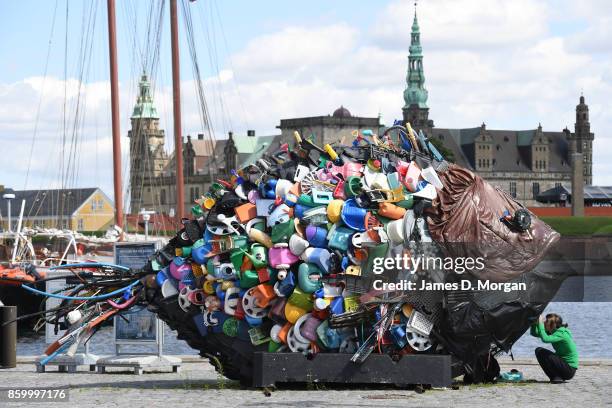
253,352,462,388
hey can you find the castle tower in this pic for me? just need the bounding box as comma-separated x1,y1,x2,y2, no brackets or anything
572,95,593,185
402,5,433,131
128,74,167,213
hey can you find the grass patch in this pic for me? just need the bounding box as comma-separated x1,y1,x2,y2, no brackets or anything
541,216,612,236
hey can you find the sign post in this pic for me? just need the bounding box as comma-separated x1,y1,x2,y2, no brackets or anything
96,241,181,375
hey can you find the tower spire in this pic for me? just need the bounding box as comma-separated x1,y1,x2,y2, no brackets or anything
402,1,432,129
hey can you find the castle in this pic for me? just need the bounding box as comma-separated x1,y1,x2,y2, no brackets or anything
400,10,593,206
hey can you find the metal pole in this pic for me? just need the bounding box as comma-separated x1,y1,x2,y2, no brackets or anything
0,306,17,369
11,200,25,264
143,214,150,241
107,0,124,231
170,0,184,220
7,199,11,232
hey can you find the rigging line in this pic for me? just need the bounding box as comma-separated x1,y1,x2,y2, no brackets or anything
64,1,97,192
207,0,232,134
196,2,227,135
128,1,167,223
181,0,217,183
24,0,60,190
212,0,250,131
150,2,170,233
70,1,99,192
57,0,69,228
126,1,164,219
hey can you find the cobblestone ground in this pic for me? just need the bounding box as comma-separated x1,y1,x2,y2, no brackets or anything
0,358,609,408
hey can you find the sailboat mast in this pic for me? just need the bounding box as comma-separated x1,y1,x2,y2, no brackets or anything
106,0,124,230
170,0,184,220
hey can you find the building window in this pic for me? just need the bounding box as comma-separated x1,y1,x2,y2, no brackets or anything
510,182,517,198
160,189,167,205
532,182,540,198
77,218,84,231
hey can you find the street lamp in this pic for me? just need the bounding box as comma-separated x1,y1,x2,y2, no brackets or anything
2,193,15,232
139,209,156,241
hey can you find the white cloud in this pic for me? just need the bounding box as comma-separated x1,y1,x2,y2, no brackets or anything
371,0,549,51
232,24,358,83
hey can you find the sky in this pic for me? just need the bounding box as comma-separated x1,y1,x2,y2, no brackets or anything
0,0,611,206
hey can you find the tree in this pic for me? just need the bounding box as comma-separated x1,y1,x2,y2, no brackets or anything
428,137,455,163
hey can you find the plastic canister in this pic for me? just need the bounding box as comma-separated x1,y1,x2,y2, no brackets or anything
343,295,360,312
284,302,307,324
327,226,353,252
386,219,405,246
340,199,367,231
378,202,406,220
404,161,421,192
288,287,314,311
288,234,309,256
344,176,363,197
305,225,328,248
326,199,344,223
421,166,444,189
297,263,323,293
275,179,294,198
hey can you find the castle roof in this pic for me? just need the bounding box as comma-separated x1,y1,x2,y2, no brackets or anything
431,127,572,173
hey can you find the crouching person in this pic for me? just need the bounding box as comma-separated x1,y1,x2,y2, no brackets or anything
531,313,578,383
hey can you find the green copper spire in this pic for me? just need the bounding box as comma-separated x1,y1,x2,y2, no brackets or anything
131,73,159,119
403,5,428,109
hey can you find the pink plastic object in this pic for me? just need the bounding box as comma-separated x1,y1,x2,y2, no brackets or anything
403,161,421,192
268,297,288,321
316,168,333,182
268,247,299,269
327,161,363,179
169,260,192,280
300,315,322,342
188,289,206,305
333,180,346,199
395,160,409,177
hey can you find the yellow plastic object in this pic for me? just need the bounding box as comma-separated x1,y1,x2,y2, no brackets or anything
405,122,419,152
248,228,273,248
203,280,215,294
203,196,216,210
293,130,302,144
191,263,205,277
344,296,360,312
326,199,344,223
345,265,361,276
284,302,307,324
323,144,339,162
220,280,234,291
402,303,414,318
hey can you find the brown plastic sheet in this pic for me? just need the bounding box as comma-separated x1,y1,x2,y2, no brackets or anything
425,164,560,282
